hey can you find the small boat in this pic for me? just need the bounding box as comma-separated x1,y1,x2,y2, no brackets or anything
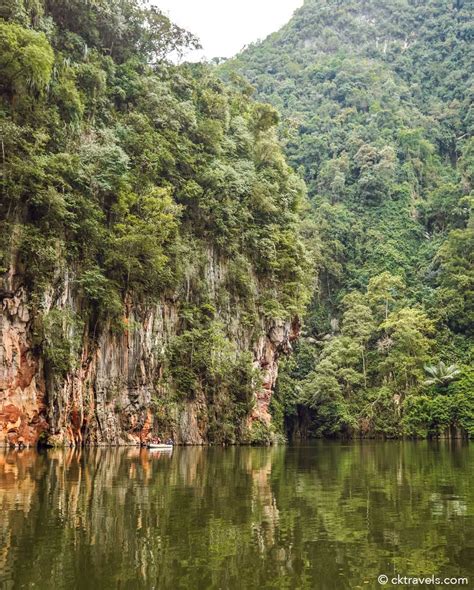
147,443,173,451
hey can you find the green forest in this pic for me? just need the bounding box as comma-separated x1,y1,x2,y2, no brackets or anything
0,0,473,443
225,0,474,439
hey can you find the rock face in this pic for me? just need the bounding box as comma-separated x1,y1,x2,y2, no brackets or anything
250,319,300,428
0,290,48,447
0,254,299,447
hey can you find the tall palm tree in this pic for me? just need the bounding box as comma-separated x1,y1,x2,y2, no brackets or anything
424,361,461,386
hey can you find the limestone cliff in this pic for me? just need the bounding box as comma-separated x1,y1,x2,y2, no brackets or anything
0,1,310,447
0,253,299,448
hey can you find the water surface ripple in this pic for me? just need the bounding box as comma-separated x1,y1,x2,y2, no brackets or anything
0,441,473,589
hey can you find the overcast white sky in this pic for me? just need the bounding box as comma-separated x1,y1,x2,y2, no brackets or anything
157,0,304,61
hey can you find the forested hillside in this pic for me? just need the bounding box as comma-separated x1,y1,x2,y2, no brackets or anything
224,0,474,438
0,0,312,446
1,0,472,445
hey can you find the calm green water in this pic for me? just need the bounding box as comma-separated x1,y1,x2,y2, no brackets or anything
0,442,473,589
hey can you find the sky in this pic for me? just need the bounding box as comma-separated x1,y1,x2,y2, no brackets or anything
156,0,304,61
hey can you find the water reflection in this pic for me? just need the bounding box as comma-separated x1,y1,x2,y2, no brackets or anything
0,442,472,589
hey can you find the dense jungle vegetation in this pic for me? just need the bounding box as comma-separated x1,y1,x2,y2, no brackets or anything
224,0,474,438
1,0,472,441
0,0,312,443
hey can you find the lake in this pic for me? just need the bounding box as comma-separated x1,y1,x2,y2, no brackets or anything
0,442,473,589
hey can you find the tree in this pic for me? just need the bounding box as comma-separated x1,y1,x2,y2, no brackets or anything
368,272,405,321
0,21,54,97
341,292,375,386
42,0,200,63
379,308,434,394
354,144,396,203
424,362,461,387
436,206,474,335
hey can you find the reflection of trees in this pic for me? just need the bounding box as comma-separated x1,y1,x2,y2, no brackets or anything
268,441,473,588
0,442,472,589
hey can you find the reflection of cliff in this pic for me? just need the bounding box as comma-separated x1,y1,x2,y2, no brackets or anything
0,448,168,588
0,447,288,588
245,449,280,553
0,450,39,580
1,443,472,589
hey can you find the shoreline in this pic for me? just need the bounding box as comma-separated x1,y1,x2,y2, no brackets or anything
1,435,470,451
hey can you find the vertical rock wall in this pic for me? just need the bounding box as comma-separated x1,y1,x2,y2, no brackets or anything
0,253,298,447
